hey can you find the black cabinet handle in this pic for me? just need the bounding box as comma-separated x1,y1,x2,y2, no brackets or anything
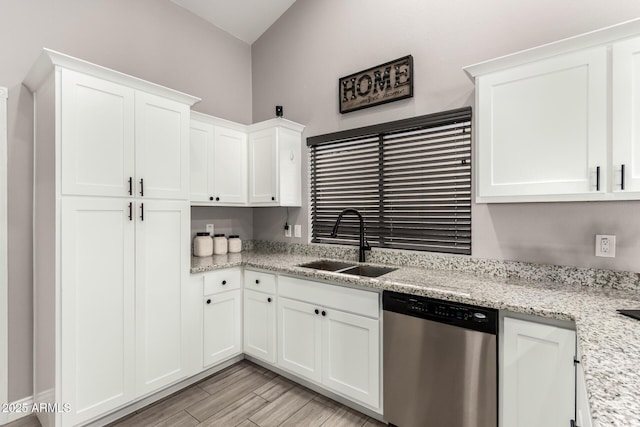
621,164,626,190
128,202,133,221
267,297,272,303
216,196,220,201
209,196,214,201
139,178,144,197
128,177,133,196
206,299,211,304
271,196,275,201
255,279,260,284
140,203,144,221
222,280,227,285
596,166,601,191
321,310,326,317
314,309,319,315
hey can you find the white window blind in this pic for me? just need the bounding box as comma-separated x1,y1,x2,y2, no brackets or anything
309,107,471,255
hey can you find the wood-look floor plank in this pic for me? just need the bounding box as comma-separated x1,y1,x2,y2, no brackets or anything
248,386,316,427
199,363,264,395
320,406,369,427
279,399,337,427
110,386,210,427
197,393,268,427
152,410,199,427
186,371,270,422
235,420,260,427
3,415,41,427
253,375,296,402
362,417,387,426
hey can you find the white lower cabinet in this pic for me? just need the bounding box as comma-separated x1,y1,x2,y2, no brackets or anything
203,289,242,367
502,317,576,427
243,288,277,364
277,276,380,410
575,345,593,427
199,267,243,368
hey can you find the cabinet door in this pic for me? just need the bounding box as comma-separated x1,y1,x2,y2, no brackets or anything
244,289,276,364
502,317,575,427
135,200,190,396
613,36,640,196
278,127,302,206
135,91,189,200
190,120,214,202
203,289,242,367
322,309,379,408
278,297,322,382
61,69,135,197
61,198,135,426
477,47,607,202
212,126,248,204
249,128,277,204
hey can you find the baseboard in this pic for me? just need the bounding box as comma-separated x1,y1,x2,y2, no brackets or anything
0,395,35,425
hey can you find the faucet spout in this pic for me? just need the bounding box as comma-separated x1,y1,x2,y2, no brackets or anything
330,208,371,262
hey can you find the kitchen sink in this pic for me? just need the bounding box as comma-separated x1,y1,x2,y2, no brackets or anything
298,260,357,271
338,265,397,278
298,260,397,278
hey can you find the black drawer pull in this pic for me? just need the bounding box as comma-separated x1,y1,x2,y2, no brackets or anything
255,279,260,284
209,196,214,201
222,280,227,285
206,299,211,305
140,178,144,196
321,310,326,317
128,177,133,196
128,202,133,221
596,166,601,191
621,164,626,190
314,309,319,315
267,297,272,303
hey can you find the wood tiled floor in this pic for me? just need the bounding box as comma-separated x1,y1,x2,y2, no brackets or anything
7,360,386,427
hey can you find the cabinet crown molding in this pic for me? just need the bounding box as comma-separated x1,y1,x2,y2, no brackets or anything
463,17,640,79
23,48,201,106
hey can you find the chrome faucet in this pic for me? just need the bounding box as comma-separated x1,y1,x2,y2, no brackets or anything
330,208,371,262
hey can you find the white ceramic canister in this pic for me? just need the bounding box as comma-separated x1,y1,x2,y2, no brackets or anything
213,234,228,255
228,235,242,253
193,232,213,257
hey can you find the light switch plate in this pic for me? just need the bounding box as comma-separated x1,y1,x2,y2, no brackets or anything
206,224,214,235
294,225,301,238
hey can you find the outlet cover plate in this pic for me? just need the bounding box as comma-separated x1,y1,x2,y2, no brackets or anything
595,234,616,258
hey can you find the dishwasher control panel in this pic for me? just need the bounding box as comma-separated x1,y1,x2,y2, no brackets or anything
384,290,498,335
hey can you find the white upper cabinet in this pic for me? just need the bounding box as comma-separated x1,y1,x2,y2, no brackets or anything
612,35,640,197
135,92,190,200
213,126,248,204
61,69,135,198
464,20,640,202
189,113,248,205
190,113,304,207
248,119,304,206
59,65,193,200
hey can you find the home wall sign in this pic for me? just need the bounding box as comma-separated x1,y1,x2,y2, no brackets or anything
339,55,413,114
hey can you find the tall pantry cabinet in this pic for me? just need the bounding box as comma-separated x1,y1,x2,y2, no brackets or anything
25,49,200,427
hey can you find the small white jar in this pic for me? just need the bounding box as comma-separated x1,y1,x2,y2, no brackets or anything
228,235,242,253
193,233,213,257
213,234,228,255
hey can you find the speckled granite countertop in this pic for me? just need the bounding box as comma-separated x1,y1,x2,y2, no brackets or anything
191,250,640,427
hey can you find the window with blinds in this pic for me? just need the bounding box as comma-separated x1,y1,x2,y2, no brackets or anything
308,107,471,255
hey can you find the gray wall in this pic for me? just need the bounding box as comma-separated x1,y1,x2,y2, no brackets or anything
251,0,640,272
1,0,252,401
191,207,254,241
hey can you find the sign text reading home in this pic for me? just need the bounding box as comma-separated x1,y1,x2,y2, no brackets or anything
339,55,413,114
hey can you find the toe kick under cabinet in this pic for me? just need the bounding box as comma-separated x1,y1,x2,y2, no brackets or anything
25,49,200,427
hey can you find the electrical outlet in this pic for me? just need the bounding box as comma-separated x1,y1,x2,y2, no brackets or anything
284,226,292,238
294,224,301,238
206,224,214,235
595,234,616,258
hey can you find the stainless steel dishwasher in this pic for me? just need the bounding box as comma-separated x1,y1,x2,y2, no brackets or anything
383,291,498,427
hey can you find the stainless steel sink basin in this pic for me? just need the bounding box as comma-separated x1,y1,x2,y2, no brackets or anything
298,260,396,278
338,265,397,278
298,260,357,272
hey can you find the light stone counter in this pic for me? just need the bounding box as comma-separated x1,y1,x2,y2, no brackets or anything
191,249,640,426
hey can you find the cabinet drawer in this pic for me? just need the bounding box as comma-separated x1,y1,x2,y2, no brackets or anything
278,275,379,319
245,270,276,294
203,267,242,295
